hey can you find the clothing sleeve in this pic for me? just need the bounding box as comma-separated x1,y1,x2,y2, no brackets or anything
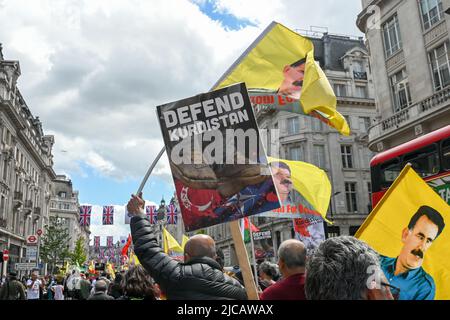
130,214,181,290
418,276,435,300
19,283,26,300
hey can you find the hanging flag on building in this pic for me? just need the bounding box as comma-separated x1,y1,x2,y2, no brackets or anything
102,205,114,225
166,204,177,225
213,21,349,136
146,205,157,224
79,205,91,226
94,236,100,248
120,236,127,245
356,164,450,300
107,236,114,248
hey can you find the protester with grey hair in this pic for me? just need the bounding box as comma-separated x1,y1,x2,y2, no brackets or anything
305,236,395,300
258,261,278,291
87,280,114,300
260,239,307,300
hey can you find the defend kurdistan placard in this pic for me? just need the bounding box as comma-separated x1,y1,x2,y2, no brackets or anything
157,83,281,232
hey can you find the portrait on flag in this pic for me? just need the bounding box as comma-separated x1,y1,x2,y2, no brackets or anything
356,165,450,300
157,83,280,232
213,21,349,136
102,205,114,225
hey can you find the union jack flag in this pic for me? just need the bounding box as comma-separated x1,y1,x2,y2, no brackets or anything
107,236,114,248
146,205,157,224
79,206,91,226
94,236,100,248
166,204,177,225
102,206,114,225
99,248,105,261
109,247,115,261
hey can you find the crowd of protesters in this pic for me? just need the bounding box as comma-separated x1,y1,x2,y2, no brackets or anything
0,193,397,301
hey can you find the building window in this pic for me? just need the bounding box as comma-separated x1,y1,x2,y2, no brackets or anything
420,0,444,31
429,41,450,91
64,203,70,210
286,117,300,135
390,69,412,112
326,225,340,238
59,192,67,198
311,119,324,132
383,14,402,58
313,145,326,168
359,117,371,132
355,86,367,98
345,182,358,213
341,145,354,169
288,145,303,161
333,83,347,97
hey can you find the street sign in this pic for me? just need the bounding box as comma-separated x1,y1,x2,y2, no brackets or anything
2,249,9,261
26,246,38,261
27,235,38,245
15,263,36,271
37,229,43,236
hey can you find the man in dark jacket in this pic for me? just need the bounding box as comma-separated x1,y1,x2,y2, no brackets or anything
87,280,114,300
127,193,247,300
0,271,26,300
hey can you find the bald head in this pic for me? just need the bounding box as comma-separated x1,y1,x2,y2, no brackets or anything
278,239,306,269
184,235,216,261
95,280,108,293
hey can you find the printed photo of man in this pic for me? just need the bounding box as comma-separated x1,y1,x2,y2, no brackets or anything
380,205,445,300
277,58,306,100
269,161,293,205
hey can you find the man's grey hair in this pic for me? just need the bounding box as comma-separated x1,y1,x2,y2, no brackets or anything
278,239,306,268
95,280,108,293
305,236,380,300
258,261,279,279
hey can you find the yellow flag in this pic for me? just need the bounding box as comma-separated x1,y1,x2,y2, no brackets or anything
267,157,331,222
356,165,450,300
129,250,141,266
214,21,350,136
181,235,189,250
163,227,183,254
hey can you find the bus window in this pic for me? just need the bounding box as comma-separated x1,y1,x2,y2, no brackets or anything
403,144,439,178
381,159,401,186
443,138,450,170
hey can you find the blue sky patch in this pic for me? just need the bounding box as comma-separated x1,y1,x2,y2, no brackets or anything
192,0,256,30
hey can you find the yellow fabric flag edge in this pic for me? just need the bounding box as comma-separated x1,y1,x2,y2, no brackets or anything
355,164,413,238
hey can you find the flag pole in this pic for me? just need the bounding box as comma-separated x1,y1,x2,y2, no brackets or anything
248,216,260,291
136,147,166,194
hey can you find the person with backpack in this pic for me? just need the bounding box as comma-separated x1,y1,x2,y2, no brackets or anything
0,271,26,300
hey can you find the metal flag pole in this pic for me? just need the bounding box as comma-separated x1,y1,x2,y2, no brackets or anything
248,216,260,292
136,147,166,194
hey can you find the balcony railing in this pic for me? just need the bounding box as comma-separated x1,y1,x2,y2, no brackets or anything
353,71,367,80
369,86,450,144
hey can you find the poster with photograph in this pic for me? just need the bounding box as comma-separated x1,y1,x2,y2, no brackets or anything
157,83,281,231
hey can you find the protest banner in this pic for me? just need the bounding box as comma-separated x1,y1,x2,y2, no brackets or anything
356,164,450,300
156,82,281,232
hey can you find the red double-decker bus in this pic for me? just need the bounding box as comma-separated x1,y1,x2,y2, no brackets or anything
370,125,450,208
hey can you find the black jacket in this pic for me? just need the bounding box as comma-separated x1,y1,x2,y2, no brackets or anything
131,215,247,300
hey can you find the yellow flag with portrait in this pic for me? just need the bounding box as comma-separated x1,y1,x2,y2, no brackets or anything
356,165,450,300
213,21,350,136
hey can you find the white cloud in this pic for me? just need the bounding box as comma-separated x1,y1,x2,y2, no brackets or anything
0,0,363,187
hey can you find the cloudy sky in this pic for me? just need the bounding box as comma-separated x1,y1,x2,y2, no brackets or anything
0,0,363,241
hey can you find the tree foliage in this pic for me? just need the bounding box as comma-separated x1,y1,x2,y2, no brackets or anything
70,236,87,266
39,216,71,273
